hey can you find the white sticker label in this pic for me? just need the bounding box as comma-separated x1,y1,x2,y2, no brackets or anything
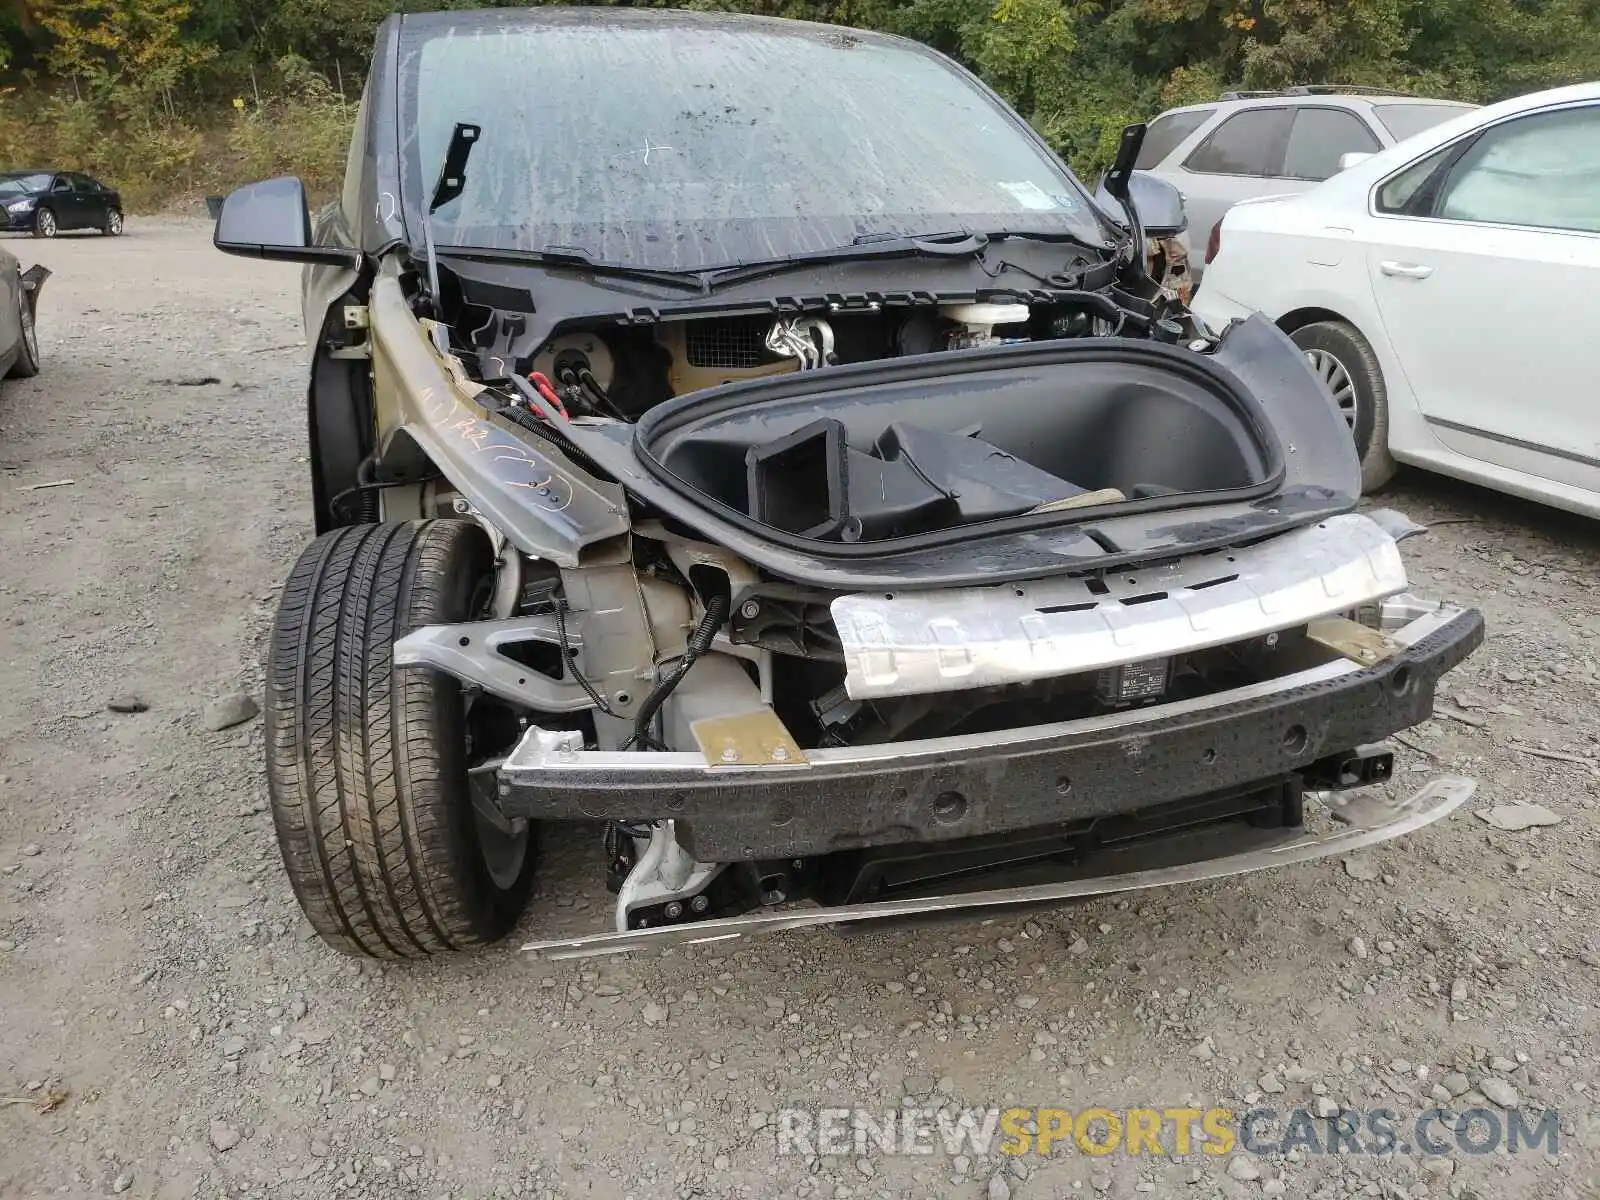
997,180,1059,211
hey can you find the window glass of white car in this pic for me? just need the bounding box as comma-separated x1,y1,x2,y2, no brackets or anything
1282,108,1381,181
1376,144,1454,213
1183,107,1291,175
1372,101,1474,141
1434,105,1600,233
1136,109,1212,169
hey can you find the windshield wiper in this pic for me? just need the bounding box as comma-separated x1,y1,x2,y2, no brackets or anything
436,243,711,293
420,129,704,311
701,230,993,286
977,227,1113,252
700,227,1114,287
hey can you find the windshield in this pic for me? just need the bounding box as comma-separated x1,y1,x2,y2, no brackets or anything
0,174,50,196
397,16,1110,271
1373,102,1476,143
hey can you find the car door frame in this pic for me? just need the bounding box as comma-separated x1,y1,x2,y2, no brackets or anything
44,174,78,229
1362,95,1600,490
69,173,106,229
1278,103,1386,186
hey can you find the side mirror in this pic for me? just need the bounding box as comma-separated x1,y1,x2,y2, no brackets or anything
1094,170,1187,238
214,177,360,267
1338,151,1374,172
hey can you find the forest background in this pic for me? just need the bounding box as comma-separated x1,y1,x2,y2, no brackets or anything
2,0,1597,210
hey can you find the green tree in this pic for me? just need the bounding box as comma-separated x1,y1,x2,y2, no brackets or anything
35,0,215,117
5,0,1600,206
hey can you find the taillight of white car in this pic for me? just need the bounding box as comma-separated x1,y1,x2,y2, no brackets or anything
1205,218,1223,265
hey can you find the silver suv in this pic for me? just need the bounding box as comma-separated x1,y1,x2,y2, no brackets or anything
1137,86,1475,283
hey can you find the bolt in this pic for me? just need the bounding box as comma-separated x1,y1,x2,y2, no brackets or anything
720,747,740,763
663,900,684,920
1265,632,1280,648
770,745,789,762
452,497,471,514
739,599,761,620
689,894,710,914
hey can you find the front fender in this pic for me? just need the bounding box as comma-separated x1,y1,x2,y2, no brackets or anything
369,276,631,565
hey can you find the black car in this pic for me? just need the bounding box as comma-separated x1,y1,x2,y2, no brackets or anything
212,8,1482,961
0,170,124,237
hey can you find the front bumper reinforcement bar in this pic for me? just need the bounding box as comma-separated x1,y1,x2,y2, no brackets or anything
497,603,1481,859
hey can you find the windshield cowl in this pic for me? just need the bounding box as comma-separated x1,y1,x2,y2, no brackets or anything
434,232,1115,302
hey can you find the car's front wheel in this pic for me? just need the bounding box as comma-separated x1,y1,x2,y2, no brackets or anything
1290,320,1397,493
265,519,537,958
31,208,57,239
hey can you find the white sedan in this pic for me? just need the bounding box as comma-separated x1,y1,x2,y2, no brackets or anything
1192,82,1600,515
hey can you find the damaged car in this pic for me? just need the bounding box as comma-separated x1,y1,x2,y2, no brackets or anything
215,7,1483,960
1,244,47,382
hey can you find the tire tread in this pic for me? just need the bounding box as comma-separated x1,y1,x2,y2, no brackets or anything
265,520,528,958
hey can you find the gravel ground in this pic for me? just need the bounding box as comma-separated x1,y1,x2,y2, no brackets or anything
3,218,1600,1200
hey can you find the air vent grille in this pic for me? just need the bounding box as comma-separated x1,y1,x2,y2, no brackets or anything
686,321,768,368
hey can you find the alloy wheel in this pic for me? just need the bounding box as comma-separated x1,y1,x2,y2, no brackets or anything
469,768,531,890
461,574,532,892
1304,348,1359,430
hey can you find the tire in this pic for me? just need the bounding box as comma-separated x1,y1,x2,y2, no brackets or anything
5,281,40,379
1289,320,1397,493
103,208,123,236
265,520,537,958
31,207,57,238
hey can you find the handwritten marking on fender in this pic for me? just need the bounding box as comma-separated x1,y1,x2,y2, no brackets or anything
419,386,574,513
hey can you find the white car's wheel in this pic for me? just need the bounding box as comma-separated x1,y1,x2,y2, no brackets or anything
1290,321,1397,493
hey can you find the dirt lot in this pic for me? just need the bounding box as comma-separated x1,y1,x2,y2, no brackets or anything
2,218,1599,1200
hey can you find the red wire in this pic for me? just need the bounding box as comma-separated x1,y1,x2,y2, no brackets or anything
525,371,569,421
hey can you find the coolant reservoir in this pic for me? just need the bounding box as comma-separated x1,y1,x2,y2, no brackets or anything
939,302,1031,349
